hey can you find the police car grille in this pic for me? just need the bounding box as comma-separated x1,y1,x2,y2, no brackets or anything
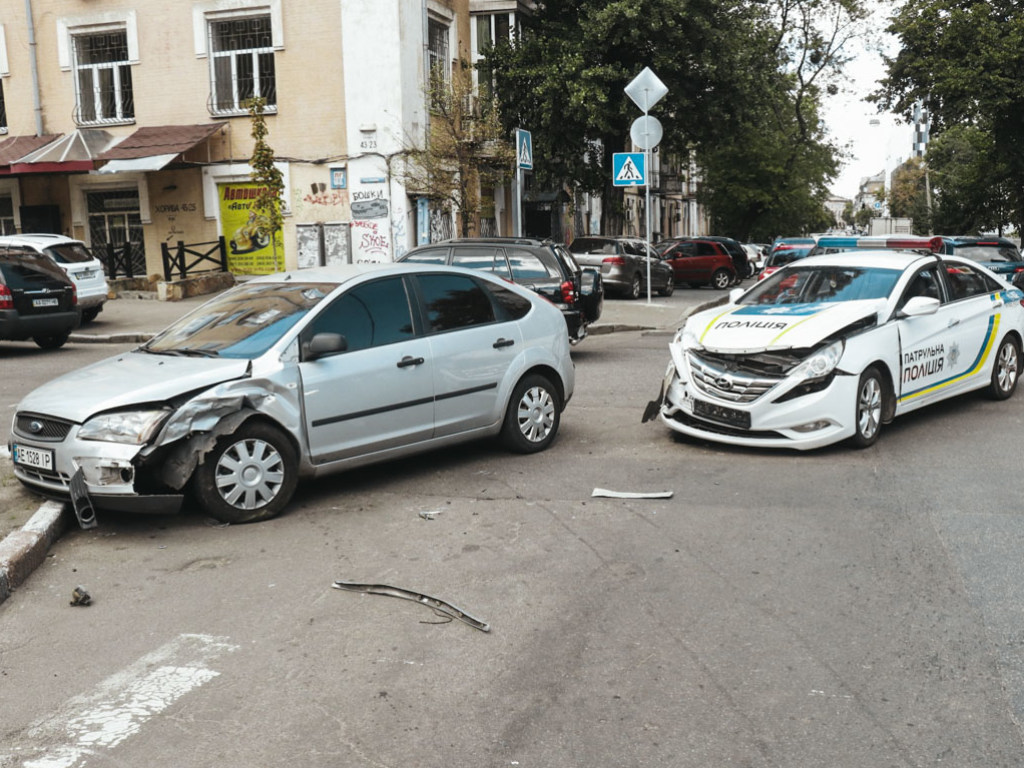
14,413,74,441
688,352,781,403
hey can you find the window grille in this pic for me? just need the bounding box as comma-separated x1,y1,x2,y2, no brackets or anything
209,15,276,115
427,18,450,86
0,197,14,235
73,31,134,125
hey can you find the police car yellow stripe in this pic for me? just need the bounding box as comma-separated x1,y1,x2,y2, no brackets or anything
899,313,1000,402
698,307,739,344
768,310,827,346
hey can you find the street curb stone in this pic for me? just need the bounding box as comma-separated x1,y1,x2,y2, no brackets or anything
0,501,69,606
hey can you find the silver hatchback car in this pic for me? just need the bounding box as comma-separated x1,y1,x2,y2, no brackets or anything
10,263,575,525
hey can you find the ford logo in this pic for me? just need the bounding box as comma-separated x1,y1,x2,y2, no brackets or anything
28,420,44,434
715,375,735,391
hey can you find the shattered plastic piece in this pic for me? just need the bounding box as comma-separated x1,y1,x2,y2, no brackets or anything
332,581,490,632
69,467,98,530
418,510,441,520
591,488,674,499
70,586,92,606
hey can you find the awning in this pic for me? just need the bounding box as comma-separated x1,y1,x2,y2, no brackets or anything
0,134,62,173
10,129,119,174
96,123,226,174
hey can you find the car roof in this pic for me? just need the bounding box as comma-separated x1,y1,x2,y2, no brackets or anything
245,261,524,287
0,234,86,249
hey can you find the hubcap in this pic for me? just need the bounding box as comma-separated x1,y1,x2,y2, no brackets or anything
998,343,1018,392
215,438,285,510
517,386,555,443
858,377,882,439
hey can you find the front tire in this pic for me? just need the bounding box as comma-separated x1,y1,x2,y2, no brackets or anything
712,269,731,290
988,335,1020,400
501,374,561,453
81,307,101,324
851,366,884,448
193,421,298,523
658,273,675,297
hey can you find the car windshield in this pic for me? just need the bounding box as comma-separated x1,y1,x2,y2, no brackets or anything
142,282,334,358
952,244,1022,263
741,265,903,305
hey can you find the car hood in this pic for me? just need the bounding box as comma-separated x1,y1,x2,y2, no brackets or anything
18,351,250,423
686,299,885,353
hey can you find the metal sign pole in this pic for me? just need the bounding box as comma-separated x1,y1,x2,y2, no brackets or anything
644,95,652,304
515,163,522,238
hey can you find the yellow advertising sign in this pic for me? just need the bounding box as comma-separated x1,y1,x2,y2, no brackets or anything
219,183,285,274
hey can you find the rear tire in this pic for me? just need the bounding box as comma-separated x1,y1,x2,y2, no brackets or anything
851,366,884,448
501,374,561,453
658,273,675,297
193,421,298,523
34,332,70,349
626,274,641,300
988,335,1020,400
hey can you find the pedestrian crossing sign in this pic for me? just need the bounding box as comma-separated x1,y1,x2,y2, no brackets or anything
517,129,533,170
613,152,645,186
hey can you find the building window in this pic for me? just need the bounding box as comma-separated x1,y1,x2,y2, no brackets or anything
208,15,276,115
72,30,134,125
0,81,7,134
427,18,450,87
0,197,14,234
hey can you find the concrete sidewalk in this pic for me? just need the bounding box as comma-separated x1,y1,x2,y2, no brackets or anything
1,287,724,605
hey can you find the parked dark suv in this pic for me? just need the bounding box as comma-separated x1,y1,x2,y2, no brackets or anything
399,238,603,344
0,247,80,349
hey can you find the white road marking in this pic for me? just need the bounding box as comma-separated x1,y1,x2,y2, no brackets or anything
11,633,237,768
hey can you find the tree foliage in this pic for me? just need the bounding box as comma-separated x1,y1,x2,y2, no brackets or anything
887,157,931,235
401,66,515,237
248,96,285,271
873,0,1024,233
484,0,863,238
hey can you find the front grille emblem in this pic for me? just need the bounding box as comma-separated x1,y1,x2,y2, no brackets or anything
28,420,44,434
715,374,735,391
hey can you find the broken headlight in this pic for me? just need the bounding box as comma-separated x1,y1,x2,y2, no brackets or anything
78,409,170,445
789,340,844,382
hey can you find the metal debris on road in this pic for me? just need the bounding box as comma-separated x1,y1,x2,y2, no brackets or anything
592,487,674,499
418,510,441,520
332,581,490,632
70,586,92,606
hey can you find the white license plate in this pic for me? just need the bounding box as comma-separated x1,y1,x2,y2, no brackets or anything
32,297,59,307
13,444,54,471
76,270,95,280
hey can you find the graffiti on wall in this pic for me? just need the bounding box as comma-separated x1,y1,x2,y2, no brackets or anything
351,219,390,262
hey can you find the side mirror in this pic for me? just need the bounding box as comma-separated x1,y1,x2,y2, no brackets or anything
898,296,940,318
305,332,348,361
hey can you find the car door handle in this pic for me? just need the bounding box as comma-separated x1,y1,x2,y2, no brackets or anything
397,356,425,368
493,338,515,349
948,318,961,328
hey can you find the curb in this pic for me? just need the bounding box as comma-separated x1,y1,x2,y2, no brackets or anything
0,500,70,606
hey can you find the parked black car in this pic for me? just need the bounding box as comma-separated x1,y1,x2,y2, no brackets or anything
399,238,603,344
0,247,80,349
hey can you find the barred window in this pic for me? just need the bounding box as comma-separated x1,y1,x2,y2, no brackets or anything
209,15,276,115
427,18,450,86
73,30,134,125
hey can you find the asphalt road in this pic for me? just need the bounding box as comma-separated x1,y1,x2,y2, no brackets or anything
3,326,1024,767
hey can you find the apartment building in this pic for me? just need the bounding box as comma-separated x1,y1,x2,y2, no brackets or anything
0,0,469,277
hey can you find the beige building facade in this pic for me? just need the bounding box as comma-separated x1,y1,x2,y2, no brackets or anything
0,0,468,278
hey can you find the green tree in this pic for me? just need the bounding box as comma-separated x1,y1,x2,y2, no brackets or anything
402,65,515,237
248,96,285,271
926,125,1012,235
873,0,1024,232
842,200,855,227
484,0,862,237
887,157,930,235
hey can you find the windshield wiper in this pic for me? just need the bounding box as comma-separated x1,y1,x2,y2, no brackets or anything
137,346,219,357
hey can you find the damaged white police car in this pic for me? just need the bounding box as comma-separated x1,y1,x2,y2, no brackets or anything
645,250,1024,450
10,263,574,526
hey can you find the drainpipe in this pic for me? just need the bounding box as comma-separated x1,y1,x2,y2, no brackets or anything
24,0,44,135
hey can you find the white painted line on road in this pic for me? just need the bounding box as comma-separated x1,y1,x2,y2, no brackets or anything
11,633,237,768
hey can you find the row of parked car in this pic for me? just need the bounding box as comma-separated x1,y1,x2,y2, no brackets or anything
0,233,110,349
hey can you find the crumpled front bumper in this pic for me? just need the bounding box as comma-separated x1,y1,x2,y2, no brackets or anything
654,356,859,451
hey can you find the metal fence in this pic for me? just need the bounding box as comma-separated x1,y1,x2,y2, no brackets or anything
159,237,228,281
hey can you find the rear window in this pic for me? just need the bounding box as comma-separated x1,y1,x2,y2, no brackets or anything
507,248,559,280
951,244,1022,263
768,247,811,266
569,238,617,254
46,242,95,264
0,253,70,288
